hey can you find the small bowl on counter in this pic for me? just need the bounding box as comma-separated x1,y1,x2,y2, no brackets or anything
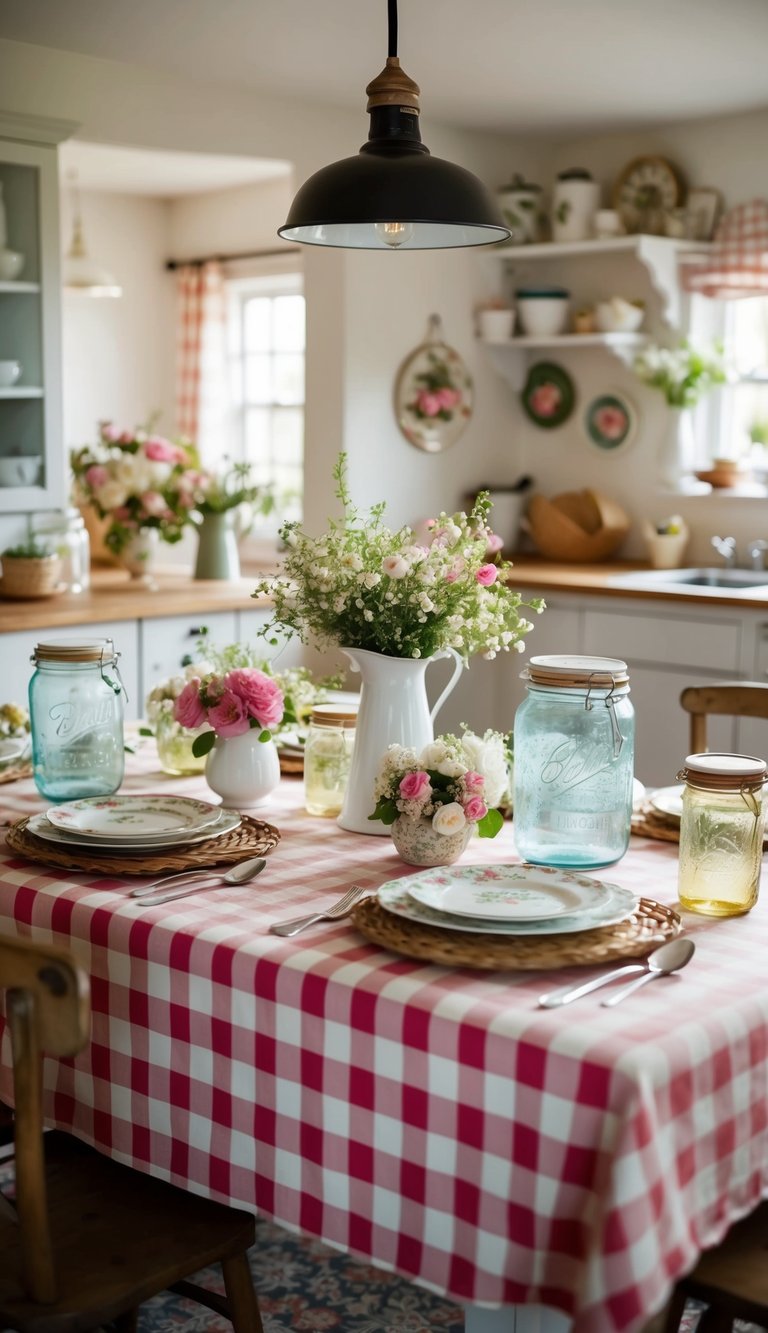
515,288,570,337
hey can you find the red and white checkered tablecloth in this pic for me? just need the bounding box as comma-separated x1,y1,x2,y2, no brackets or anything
1,746,767,1333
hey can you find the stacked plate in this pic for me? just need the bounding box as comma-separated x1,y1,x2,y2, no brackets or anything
647,786,684,822
378,864,637,936
27,794,241,853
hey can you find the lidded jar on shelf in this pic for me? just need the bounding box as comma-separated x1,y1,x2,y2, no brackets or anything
304,705,357,817
513,654,634,869
29,637,126,801
678,752,767,917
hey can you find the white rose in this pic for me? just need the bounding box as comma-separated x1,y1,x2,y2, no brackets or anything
382,554,409,579
419,740,449,769
432,802,467,836
461,732,509,807
436,757,465,778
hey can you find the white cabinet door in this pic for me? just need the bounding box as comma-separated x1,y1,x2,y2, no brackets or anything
138,611,237,706
1,621,140,719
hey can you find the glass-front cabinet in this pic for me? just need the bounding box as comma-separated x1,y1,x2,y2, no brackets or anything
0,114,75,514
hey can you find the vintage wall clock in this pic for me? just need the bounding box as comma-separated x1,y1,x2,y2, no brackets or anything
612,156,684,234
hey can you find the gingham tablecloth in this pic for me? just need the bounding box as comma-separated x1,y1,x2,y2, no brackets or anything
1,747,767,1333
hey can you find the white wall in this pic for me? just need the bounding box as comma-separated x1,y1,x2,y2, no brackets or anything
167,176,293,260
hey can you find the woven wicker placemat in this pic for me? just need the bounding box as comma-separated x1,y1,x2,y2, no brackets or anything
0,761,33,786
278,752,304,777
351,895,681,971
5,814,280,876
631,805,680,843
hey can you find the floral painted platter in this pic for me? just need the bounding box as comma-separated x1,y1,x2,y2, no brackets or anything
520,362,575,429
29,809,241,852
394,314,474,453
46,794,222,839
407,864,623,921
379,874,637,936
583,390,637,454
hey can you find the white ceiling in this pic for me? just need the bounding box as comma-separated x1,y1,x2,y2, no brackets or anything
3,0,768,137
59,141,291,197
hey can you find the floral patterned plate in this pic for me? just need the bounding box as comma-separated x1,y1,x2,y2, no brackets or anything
380,874,637,936
407,864,621,920
520,362,575,429
648,785,684,821
394,314,474,453
46,794,222,839
29,808,241,852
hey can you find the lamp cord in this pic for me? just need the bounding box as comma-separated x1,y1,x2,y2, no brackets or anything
387,0,398,57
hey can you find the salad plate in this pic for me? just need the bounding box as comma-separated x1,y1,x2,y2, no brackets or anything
407,864,621,921
379,878,637,936
47,794,221,839
28,808,241,852
648,785,684,821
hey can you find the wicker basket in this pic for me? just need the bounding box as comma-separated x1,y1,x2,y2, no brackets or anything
526,489,629,562
0,553,63,599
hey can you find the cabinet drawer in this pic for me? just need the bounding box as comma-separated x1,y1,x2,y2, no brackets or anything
138,611,237,704
583,608,740,673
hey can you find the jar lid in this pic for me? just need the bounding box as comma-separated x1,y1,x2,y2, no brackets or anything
680,752,767,791
311,705,358,728
525,654,629,689
33,637,117,664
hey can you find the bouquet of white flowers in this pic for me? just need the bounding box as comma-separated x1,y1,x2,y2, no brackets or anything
634,341,726,408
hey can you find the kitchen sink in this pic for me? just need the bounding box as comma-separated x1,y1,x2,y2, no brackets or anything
607,567,768,595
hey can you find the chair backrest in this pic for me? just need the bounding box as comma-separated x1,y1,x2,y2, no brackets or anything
0,934,90,1303
679,681,768,754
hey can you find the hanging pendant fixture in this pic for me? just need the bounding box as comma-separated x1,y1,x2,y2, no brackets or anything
63,171,122,298
278,0,510,251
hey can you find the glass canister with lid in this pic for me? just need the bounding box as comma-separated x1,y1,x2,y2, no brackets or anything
513,654,635,868
304,705,357,817
677,752,767,917
29,638,126,801
31,508,90,593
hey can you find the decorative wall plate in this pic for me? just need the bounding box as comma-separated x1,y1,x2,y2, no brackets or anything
394,314,473,453
521,362,575,429
583,390,637,454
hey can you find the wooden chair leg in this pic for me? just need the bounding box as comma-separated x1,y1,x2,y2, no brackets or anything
222,1250,263,1333
112,1311,139,1333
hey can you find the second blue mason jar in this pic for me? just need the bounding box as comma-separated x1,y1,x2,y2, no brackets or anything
513,654,635,869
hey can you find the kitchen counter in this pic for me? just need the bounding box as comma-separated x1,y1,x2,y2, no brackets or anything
507,556,768,609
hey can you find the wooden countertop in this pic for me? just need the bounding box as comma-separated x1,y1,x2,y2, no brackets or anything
506,557,768,610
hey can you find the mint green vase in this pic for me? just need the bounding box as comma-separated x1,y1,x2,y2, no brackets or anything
193,512,240,581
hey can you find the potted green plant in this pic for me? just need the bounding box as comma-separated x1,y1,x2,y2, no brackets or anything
0,539,62,600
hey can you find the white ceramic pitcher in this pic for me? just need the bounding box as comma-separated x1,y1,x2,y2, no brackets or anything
338,645,464,835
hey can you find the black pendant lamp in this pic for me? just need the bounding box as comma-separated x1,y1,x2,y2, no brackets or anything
278,0,510,250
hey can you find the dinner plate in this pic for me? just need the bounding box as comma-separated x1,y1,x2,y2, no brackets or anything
648,785,684,821
29,807,242,851
407,864,618,921
47,794,222,839
379,878,637,936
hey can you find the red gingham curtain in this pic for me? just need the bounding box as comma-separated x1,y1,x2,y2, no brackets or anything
684,199,768,299
175,261,226,443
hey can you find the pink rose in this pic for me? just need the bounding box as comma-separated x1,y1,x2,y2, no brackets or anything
486,532,504,554
140,490,167,517
207,690,250,737
529,383,562,417
173,679,207,730
112,505,132,521
143,438,179,463
119,430,134,444
85,464,109,489
436,387,460,410
100,424,120,443
593,406,628,441
476,564,498,586
445,569,459,584
464,771,485,795
463,795,488,822
399,770,431,801
417,390,442,417
224,668,284,731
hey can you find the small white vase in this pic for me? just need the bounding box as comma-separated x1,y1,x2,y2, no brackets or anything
119,528,159,587
658,407,696,490
205,732,280,808
390,815,472,867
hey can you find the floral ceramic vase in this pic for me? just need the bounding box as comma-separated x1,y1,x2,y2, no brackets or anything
155,712,208,777
390,814,472,868
119,528,159,587
205,731,280,808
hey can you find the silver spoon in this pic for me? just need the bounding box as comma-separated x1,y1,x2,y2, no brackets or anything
600,938,695,1007
539,937,694,1008
135,857,267,906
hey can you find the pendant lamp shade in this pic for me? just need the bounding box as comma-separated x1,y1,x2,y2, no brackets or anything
63,173,122,298
279,6,509,252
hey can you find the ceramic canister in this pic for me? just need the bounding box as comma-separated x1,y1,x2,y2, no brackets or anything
552,170,601,243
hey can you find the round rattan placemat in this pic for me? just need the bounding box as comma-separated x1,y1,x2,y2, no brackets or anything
278,753,304,777
351,895,681,971
631,806,680,843
5,814,280,876
0,761,33,786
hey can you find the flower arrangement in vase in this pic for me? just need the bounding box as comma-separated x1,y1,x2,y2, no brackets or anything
173,666,284,807
633,341,727,488
192,459,274,580
369,729,510,866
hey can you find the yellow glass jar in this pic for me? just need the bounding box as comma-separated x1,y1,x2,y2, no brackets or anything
678,752,767,917
304,706,357,817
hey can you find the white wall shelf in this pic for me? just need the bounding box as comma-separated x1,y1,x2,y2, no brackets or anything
0,281,40,294
0,387,44,398
481,332,647,390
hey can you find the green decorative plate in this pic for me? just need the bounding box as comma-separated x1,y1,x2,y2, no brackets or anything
584,390,637,453
521,362,575,429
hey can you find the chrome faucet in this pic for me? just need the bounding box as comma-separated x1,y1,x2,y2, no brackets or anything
711,535,737,568
748,539,768,571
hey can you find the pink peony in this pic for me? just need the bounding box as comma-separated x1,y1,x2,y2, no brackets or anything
224,668,284,731
399,770,431,801
143,438,180,463
462,795,488,822
140,490,167,517
464,771,485,795
417,390,443,417
85,464,109,489
476,563,498,586
207,690,250,737
174,679,207,730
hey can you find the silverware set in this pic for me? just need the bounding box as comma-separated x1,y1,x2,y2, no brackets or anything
537,938,695,1008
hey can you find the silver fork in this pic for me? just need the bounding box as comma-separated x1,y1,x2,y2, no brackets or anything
270,884,369,937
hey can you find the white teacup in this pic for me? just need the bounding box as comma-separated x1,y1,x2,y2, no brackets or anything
0,249,25,281
0,361,21,387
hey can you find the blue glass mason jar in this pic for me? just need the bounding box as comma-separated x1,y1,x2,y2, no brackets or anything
29,638,126,801
513,655,635,869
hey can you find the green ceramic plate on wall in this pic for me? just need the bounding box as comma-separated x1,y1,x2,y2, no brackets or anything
521,362,575,429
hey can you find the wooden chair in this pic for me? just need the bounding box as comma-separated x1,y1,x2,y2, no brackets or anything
679,681,768,753
0,933,263,1333
663,1201,768,1333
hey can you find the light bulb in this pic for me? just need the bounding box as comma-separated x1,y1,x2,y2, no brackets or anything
374,221,415,249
